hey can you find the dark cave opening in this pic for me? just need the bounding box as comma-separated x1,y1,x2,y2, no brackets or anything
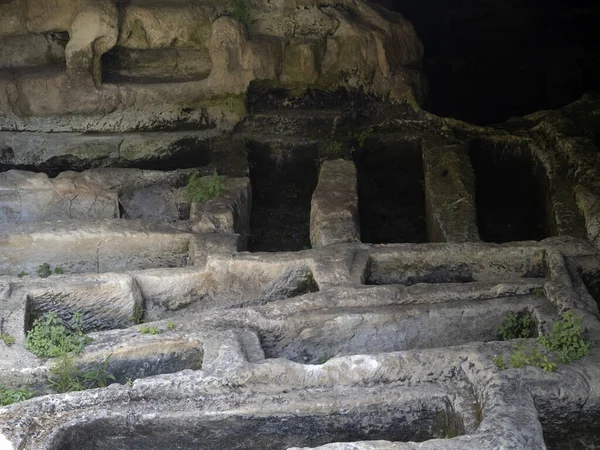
469,140,555,243
356,139,427,244
581,270,600,310
374,0,600,125
247,140,318,252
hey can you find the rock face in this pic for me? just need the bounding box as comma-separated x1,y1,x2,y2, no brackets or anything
0,1,599,448
0,0,424,132
0,92,598,449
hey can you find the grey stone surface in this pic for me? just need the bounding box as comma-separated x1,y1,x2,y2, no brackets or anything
190,176,251,247
23,274,143,332
423,144,479,243
310,159,361,248
0,220,192,276
0,170,119,224
119,185,187,222
0,89,600,450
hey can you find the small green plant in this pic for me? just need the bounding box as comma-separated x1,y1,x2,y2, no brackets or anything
1,333,15,346
36,264,64,278
324,140,343,157
185,171,225,203
166,321,176,331
494,310,592,372
0,384,34,406
534,287,545,297
17,271,27,278
37,263,52,278
538,310,594,364
441,201,458,218
498,312,535,340
348,127,374,148
48,354,116,394
231,0,250,26
47,353,86,393
82,355,116,388
129,303,145,325
140,324,160,335
492,355,506,370
24,312,92,357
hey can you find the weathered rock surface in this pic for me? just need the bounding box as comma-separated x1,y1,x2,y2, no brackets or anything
0,0,424,132
0,167,203,224
0,47,599,450
190,176,251,245
310,160,361,248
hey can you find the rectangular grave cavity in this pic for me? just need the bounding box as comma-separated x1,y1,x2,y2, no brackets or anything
468,139,555,243
80,340,203,386
365,247,547,286
186,258,319,311
101,47,212,84
24,276,143,332
48,397,465,450
0,32,68,71
0,226,190,276
356,138,427,244
261,298,543,364
247,140,318,252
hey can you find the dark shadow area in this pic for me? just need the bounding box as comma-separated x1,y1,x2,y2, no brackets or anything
469,140,554,243
581,270,600,310
373,0,600,125
0,137,213,178
50,404,465,450
247,140,317,252
544,424,600,450
365,252,547,286
356,139,426,244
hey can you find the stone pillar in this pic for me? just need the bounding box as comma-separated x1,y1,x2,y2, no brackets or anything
310,159,361,248
423,144,479,243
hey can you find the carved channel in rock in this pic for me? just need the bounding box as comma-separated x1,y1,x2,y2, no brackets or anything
469,139,555,243
260,298,542,364
101,47,212,84
80,341,203,386
247,140,318,252
356,138,427,244
0,134,214,177
183,258,320,312
0,225,191,276
0,32,68,72
23,276,143,333
365,248,547,286
47,399,465,450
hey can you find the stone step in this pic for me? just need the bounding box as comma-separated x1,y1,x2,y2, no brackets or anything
0,130,218,175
